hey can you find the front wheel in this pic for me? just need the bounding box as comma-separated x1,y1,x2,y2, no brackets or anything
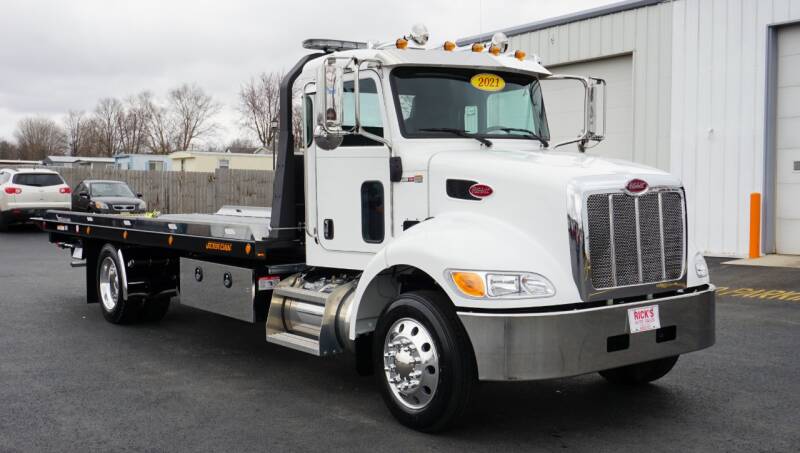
374,291,476,432
599,355,679,385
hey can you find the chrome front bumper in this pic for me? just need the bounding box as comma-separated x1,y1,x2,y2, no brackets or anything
458,286,715,381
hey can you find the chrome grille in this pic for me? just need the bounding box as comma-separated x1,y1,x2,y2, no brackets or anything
586,191,684,289
113,204,136,211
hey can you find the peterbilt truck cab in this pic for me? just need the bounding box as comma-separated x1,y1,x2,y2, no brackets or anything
41,26,715,432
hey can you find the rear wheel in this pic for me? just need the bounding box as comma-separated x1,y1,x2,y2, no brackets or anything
599,355,679,385
374,291,476,432
0,213,8,232
97,244,140,324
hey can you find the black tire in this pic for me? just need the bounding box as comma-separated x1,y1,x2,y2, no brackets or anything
373,290,476,432
96,244,140,324
139,296,171,322
599,355,679,385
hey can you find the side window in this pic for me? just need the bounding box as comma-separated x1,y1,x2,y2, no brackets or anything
342,78,383,147
361,181,384,243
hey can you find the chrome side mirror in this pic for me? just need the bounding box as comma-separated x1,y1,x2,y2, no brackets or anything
548,75,606,152
314,58,345,150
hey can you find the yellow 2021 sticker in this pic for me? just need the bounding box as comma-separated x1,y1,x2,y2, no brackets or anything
470,73,505,91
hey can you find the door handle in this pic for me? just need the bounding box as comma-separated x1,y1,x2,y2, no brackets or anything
323,219,334,240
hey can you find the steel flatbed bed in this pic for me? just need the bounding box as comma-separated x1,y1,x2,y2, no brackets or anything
37,207,305,265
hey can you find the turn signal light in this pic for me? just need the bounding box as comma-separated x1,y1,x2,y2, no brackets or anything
471,43,484,52
443,41,456,51
451,271,486,297
514,50,527,61
396,38,408,49
59,186,71,194
488,45,501,56
4,187,21,194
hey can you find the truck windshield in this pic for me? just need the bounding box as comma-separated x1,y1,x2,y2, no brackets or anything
91,182,134,197
390,67,550,143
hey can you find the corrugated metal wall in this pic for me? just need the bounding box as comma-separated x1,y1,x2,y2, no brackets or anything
508,1,673,170
671,0,800,256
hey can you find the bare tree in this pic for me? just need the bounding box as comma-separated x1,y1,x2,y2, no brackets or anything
170,83,221,151
93,97,123,156
0,139,19,160
139,92,174,155
64,110,87,156
117,93,151,154
238,72,282,149
14,117,67,160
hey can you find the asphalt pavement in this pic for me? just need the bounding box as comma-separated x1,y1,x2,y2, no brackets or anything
0,227,798,452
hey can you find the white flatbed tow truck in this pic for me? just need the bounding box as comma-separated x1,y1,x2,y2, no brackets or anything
40,26,715,432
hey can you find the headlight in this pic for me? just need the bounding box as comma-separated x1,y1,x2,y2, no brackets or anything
139,201,147,210
92,201,108,209
449,270,555,299
694,253,708,278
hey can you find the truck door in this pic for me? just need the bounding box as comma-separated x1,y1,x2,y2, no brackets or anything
315,72,391,254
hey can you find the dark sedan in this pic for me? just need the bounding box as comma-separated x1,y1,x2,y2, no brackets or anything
71,180,147,214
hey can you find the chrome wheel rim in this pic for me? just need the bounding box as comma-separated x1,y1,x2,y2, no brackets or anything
383,317,440,410
99,257,119,311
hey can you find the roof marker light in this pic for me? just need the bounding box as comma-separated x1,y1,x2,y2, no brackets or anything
471,43,484,52
488,45,501,56
514,50,527,61
396,38,408,49
443,41,456,51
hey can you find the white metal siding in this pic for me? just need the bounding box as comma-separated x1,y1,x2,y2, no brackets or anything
509,2,673,170
671,0,800,256
776,23,800,253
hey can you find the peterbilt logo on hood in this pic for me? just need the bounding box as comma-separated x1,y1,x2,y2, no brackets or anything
625,179,648,194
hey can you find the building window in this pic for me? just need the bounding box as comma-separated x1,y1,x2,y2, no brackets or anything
148,160,163,171
218,159,230,169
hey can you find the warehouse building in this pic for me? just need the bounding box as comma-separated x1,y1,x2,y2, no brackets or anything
459,0,800,258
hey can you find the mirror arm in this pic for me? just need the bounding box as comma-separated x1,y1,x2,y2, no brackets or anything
353,58,392,151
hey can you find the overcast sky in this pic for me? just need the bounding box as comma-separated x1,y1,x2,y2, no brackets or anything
0,0,615,148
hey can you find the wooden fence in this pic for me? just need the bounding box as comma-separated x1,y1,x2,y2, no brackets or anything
52,168,274,214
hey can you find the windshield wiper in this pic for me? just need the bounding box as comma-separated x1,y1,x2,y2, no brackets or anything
419,128,493,147
492,127,549,148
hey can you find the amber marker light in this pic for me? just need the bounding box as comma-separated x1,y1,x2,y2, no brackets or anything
488,45,501,56
168,235,174,246
443,41,456,51
123,231,128,240
396,38,408,49
471,43,484,52
451,271,486,297
245,244,252,255
514,50,527,61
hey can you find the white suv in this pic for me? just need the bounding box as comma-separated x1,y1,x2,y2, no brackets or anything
0,168,71,230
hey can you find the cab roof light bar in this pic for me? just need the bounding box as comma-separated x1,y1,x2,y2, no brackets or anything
302,39,367,53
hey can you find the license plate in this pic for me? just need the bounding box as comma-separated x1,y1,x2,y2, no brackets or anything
627,305,661,333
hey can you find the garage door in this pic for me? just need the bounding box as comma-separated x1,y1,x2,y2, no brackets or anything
776,24,800,254
539,54,633,161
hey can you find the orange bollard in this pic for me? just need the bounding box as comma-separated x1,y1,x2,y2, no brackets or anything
749,193,761,259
